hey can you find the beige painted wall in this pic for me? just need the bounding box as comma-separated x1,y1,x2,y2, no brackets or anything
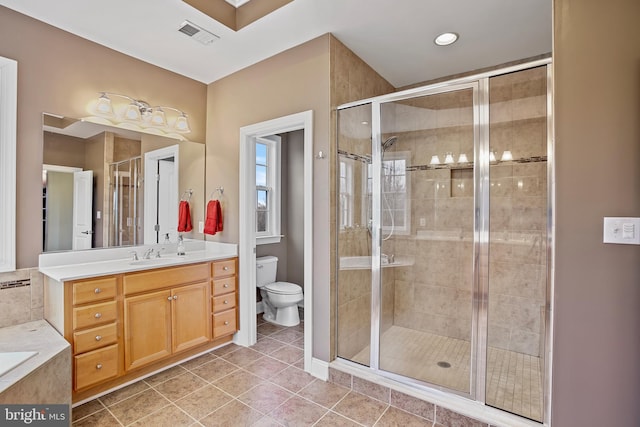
553,0,640,425
206,35,332,359
0,6,207,268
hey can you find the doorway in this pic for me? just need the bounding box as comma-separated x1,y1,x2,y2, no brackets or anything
237,110,314,374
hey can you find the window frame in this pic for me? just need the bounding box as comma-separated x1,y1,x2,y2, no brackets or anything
255,135,281,245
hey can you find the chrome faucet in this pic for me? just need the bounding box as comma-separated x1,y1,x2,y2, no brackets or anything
129,250,139,261
142,248,155,259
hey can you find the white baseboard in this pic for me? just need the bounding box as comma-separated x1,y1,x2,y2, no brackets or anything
310,358,329,381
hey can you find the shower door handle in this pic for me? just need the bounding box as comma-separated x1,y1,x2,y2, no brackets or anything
81,230,94,234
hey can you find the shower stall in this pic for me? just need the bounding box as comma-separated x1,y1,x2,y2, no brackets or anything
336,61,551,423
107,156,142,247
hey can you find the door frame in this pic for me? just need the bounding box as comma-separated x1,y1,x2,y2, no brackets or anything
237,110,314,374
0,56,17,272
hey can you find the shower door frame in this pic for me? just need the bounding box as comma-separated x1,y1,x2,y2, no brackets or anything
369,80,484,402
336,57,553,424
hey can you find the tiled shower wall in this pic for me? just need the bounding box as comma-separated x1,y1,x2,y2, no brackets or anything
0,268,45,328
337,66,548,359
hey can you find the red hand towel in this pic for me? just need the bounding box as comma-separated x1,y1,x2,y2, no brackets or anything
177,200,193,232
204,200,223,235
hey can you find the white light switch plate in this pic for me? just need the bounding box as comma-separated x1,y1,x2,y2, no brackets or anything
198,221,204,233
603,217,640,245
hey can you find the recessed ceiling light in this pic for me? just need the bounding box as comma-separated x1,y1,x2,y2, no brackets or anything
434,32,459,46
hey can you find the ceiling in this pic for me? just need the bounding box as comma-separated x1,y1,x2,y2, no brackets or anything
0,0,552,87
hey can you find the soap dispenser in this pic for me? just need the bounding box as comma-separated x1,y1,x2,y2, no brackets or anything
163,233,171,245
177,235,186,256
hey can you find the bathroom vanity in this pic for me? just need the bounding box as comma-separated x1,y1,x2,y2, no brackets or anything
39,241,238,403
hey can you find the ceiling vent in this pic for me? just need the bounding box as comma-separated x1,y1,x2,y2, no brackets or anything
178,20,220,45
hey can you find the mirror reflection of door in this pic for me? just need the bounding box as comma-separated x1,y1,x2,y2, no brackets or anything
144,145,179,244
72,170,93,250
42,164,94,252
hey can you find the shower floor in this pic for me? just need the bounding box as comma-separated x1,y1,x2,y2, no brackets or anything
352,325,543,422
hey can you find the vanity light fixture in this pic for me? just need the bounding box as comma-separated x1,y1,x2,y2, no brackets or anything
458,153,469,164
434,32,459,46
91,92,191,134
430,155,441,165
489,151,497,162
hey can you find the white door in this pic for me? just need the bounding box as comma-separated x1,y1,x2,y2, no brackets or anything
157,159,178,242
72,170,93,250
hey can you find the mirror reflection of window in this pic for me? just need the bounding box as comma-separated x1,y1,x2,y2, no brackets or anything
365,152,411,234
339,159,354,229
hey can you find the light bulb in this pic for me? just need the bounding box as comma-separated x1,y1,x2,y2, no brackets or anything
96,93,113,115
124,103,141,121
434,32,459,46
489,151,497,162
444,152,455,164
150,108,166,126
458,153,469,163
174,113,191,133
501,150,513,161
430,155,441,165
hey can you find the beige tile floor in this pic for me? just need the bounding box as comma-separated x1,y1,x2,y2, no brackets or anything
72,316,437,426
352,326,543,422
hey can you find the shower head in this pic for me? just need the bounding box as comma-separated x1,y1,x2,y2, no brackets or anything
381,136,398,151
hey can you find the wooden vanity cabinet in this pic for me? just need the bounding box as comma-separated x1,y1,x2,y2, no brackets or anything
123,264,211,371
68,276,121,391
211,259,238,338
50,257,238,402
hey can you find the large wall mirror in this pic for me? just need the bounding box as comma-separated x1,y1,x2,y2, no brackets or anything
42,113,205,252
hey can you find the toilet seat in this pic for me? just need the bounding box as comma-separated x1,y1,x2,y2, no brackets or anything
264,281,302,295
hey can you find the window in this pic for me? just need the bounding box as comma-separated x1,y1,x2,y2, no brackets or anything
255,136,281,244
339,159,354,229
364,152,410,235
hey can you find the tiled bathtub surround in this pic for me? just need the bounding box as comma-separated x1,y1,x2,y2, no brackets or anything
0,268,44,328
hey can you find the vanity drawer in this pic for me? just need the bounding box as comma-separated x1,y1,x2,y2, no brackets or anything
123,263,209,295
74,344,119,390
73,301,118,330
73,322,118,354
213,309,237,338
73,277,117,305
213,277,236,296
212,293,236,313
212,260,236,278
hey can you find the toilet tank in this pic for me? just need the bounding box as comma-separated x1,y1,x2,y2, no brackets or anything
256,256,278,287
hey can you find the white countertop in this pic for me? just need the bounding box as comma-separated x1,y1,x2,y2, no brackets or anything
39,241,238,282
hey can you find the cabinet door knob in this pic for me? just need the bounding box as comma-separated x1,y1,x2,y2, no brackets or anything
224,321,229,325
167,296,173,301
223,283,229,288
95,335,102,341
96,363,103,370
94,313,102,319
223,300,228,304
94,288,101,294
173,295,178,300
223,266,229,271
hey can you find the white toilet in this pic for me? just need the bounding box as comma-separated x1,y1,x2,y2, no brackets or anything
256,256,303,327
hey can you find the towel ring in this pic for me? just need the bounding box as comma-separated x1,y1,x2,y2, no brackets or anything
210,186,224,199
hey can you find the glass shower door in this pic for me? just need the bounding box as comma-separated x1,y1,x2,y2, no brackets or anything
376,85,478,394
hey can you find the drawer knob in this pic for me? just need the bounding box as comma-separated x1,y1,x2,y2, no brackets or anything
223,300,228,304
95,335,102,341
94,313,102,319
223,266,229,271
94,288,101,294
173,295,178,300
96,363,103,370
223,284,229,288
224,321,229,325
